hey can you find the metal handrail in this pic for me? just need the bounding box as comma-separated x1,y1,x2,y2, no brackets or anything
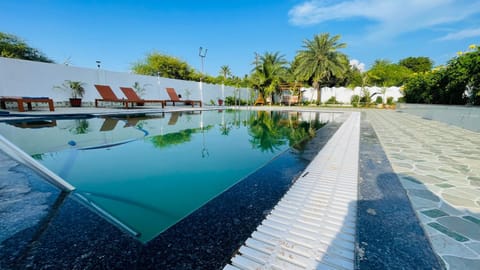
0,134,75,191
74,193,140,238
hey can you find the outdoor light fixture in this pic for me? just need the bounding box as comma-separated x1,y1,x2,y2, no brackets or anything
199,47,208,80
198,47,208,104
96,60,101,69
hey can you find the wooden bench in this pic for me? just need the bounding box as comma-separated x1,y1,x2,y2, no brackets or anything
0,96,55,112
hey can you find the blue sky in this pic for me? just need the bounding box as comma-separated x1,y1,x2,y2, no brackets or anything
1,0,479,77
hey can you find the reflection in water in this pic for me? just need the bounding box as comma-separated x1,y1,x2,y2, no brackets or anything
7,119,57,129
150,110,326,153
149,126,213,148
249,111,286,153
69,119,90,135
220,110,327,153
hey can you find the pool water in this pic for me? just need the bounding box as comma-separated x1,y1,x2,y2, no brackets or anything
0,110,337,242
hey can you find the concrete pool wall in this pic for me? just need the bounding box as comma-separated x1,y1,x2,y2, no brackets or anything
397,103,480,132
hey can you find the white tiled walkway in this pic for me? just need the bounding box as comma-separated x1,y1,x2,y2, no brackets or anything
224,112,360,270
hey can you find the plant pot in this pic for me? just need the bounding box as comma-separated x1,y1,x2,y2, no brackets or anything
69,98,82,107
218,99,224,106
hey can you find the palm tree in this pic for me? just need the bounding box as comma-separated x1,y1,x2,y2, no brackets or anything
251,52,288,104
219,65,232,82
294,33,347,104
219,65,232,102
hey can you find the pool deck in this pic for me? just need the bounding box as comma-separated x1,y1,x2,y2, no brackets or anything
1,105,479,269
366,110,480,269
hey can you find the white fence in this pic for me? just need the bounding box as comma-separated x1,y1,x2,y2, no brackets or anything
0,57,402,106
299,86,403,104
0,57,250,106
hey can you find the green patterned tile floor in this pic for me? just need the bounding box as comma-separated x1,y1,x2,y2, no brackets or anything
367,110,480,269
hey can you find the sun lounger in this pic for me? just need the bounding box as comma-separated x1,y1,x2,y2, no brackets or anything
0,96,55,112
165,88,202,107
119,87,165,108
94,85,133,108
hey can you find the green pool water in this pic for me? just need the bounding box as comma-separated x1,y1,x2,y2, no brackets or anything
0,110,338,242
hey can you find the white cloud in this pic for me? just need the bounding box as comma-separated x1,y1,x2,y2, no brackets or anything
288,0,480,41
349,59,365,72
438,28,480,41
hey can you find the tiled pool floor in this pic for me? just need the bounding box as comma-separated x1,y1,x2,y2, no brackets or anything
366,110,480,269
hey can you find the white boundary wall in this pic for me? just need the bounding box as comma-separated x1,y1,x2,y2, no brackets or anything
0,57,250,105
299,86,403,104
0,57,402,105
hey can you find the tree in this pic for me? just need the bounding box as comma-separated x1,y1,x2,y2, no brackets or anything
0,32,53,63
294,33,347,104
345,66,363,87
366,59,412,86
403,71,436,103
403,45,480,105
399,57,433,73
250,51,288,103
131,52,195,80
442,46,480,104
219,65,232,82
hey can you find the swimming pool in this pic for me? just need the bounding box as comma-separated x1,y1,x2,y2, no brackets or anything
0,110,339,243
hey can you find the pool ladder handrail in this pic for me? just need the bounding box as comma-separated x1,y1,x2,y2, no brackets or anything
0,134,75,192
74,192,141,238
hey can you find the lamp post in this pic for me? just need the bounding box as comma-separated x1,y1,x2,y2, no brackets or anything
96,60,101,83
199,47,207,104
254,52,262,105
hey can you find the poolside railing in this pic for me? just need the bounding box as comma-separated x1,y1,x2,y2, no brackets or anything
0,134,75,191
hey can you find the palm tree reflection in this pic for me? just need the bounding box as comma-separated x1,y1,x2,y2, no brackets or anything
149,110,326,153
248,111,286,153
247,111,325,153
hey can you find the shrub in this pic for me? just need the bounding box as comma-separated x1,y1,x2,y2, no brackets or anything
326,96,338,104
375,96,383,104
224,96,248,106
360,95,371,105
225,96,235,105
351,95,360,107
387,96,394,105
360,88,371,106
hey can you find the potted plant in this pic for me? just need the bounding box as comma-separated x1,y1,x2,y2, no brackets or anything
183,89,193,105
55,80,85,107
217,97,224,106
132,81,151,106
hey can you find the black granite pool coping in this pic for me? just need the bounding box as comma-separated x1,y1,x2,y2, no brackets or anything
356,112,445,269
0,111,344,269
